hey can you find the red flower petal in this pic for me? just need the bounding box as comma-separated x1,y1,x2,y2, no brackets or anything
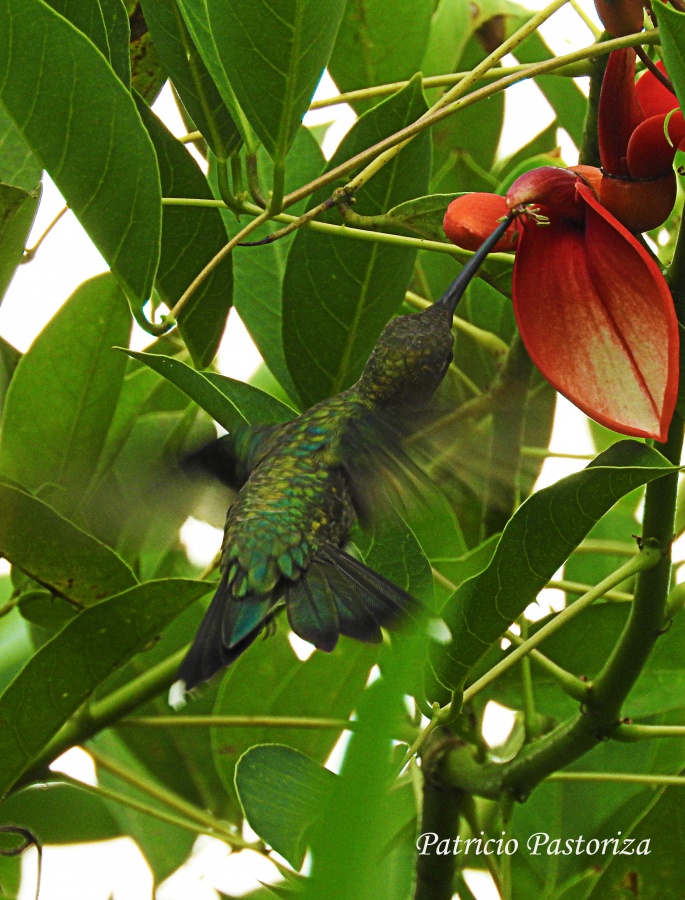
443,193,518,252
627,111,684,177
599,49,645,176
636,61,680,118
512,182,678,440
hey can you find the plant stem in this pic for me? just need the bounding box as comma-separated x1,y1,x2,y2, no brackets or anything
22,205,68,262
462,547,661,707
548,771,685,786
414,766,465,899
59,773,226,840
550,578,632,602
520,621,540,741
520,447,595,460
22,648,187,783
590,419,682,715
308,30,655,112
161,197,515,264
120,715,353,729
615,724,685,741
504,630,590,703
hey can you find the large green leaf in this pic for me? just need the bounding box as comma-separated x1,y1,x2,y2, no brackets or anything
141,0,241,159
0,578,210,801
653,0,685,114
236,744,335,869
0,106,41,190
44,0,131,85
0,481,137,604
328,0,434,112
0,183,39,305
429,440,678,698
211,632,377,802
136,99,233,368
0,274,131,517
124,350,295,430
217,126,324,404
179,0,346,161
282,76,432,407
0,0,161,305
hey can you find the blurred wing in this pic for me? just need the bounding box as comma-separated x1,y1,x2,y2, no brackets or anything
339,372,552,541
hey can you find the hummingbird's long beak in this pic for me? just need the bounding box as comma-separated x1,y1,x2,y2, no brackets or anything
436,210,517,317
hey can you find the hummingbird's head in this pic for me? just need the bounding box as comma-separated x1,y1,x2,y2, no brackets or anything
356,304,454,405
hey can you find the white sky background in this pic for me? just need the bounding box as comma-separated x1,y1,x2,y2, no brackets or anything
0,1,626,897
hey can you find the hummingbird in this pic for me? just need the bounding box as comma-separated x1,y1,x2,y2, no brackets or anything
173,214,515,698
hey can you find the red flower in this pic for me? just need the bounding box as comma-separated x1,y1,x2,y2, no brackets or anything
443,165,679,441
442,48,683,441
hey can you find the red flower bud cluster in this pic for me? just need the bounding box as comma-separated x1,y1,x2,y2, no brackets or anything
598,49,684,232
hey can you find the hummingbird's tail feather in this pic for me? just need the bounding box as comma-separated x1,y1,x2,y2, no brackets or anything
320,546,421,641
285,567,339,651
175,576,277,692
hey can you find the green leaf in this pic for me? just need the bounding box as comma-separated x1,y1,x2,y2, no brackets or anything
0,106,42,190
328,0,434,112
282,75,432,407
180,0,346,161
0,0,161,305
141,0,241,159
211,632,377,802
136,98,233,368
217,127,324,404
124,350,295,430
0,274,131,517
653,0,685,114
385,193,459,242
0,481,137,605
44,0,131,85
0,578,210,801
0,781,122,843
420,0,473,88
0,182,39,305
429,440,678,697
585,779,685,898
236,744,335,869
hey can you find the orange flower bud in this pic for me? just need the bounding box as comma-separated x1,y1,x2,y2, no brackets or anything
443,193,518,252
